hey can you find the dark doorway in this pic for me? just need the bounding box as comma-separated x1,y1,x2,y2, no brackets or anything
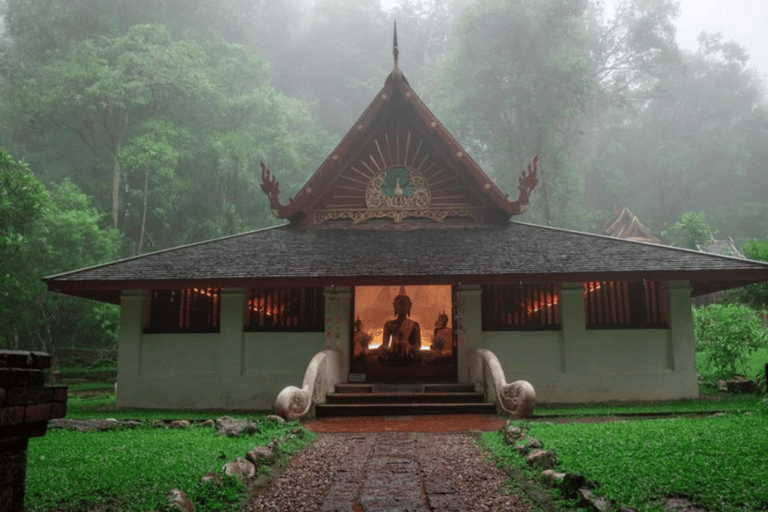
350,285,457,383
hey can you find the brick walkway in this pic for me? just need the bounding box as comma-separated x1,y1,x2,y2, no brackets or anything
303,414,508,433
247,415,533,512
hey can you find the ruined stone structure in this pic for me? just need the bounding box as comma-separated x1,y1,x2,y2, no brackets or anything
0,350,67,512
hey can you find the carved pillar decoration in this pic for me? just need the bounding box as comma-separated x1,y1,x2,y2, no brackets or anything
323,287,352,356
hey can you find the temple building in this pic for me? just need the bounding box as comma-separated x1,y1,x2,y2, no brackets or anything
45,33,768,412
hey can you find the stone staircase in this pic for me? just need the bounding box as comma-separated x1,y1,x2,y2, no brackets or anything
315,382,496,417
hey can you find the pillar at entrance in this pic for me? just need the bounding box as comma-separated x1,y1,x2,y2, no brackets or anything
324,286,351,373
455,285,482,382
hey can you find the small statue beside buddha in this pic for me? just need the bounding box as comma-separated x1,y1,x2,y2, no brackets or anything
431,312,453,355
353,317,372,360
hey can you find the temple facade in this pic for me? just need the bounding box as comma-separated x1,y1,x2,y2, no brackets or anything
45,35,768,410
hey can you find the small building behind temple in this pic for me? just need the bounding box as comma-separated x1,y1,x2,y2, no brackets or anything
43,32,768,412
604,207,660,244
698,238,746,259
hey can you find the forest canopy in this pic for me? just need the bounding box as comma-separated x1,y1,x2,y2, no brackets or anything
2,0,768,351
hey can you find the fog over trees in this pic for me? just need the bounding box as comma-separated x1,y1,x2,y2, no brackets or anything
2,0,768,350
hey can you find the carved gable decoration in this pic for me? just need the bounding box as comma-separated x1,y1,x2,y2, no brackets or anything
260,32,538,226
312,115,492,225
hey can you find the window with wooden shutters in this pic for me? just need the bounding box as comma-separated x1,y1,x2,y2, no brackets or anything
584,280,667,329
245,286,325,332
145,288,221,333
482,284,562,331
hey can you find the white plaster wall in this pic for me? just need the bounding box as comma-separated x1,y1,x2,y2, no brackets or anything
115,289,325,410
140,334,218,374
474,282,699,403
116,282,699,409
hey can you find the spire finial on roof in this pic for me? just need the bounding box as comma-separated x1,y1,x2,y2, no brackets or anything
393,21,400,70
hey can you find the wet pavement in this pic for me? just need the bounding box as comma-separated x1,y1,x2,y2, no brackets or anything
303,414,508,433
247,415,533,512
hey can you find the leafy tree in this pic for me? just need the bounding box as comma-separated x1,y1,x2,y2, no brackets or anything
693,303,768,381
601,33,768,231
0,150,121,353
0,151,48,349
5,24,210,230
732,239,768,309
434,0,595,228
271,0,390,136
661,211,717,250
1,16,333,254
433,0,680,230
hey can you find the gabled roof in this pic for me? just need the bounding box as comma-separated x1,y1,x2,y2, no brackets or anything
259,29,538,226
698,238,745,259
604,207,660,243
42,30,768,304
45,222,768,303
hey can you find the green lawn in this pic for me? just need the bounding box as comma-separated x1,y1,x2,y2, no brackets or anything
533,394,760,417
26,418,313,512
484,411,768,512
63,393,276,420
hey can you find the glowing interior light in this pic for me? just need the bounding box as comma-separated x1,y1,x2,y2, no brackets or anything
354,285,452,354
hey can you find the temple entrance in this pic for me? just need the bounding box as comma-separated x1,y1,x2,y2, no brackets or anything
350,285,457,383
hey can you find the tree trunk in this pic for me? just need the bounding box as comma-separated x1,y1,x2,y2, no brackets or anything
110,142,122,229
138,165,150,254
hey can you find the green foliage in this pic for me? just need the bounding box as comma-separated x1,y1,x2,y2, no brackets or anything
661,211,717,250
435,0,595,227
732,239,768,309
489,414,768,512
693,303,768,380
25,418,315,512
0,151,120,351
2,10,333,255
184,475,245,512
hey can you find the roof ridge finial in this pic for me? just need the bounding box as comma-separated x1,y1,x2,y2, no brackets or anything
393,20,399,70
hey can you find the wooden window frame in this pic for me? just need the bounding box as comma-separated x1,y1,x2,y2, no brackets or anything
144,287,221,334
482,284,562,331
584,280,668,329
244,286,325,333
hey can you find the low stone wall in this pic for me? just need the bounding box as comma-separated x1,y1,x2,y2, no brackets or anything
0,350,67,512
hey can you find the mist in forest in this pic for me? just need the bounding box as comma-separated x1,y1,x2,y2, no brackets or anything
2,0,768,349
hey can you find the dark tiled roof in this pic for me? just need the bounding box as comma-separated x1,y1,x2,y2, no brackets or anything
45,222,768,302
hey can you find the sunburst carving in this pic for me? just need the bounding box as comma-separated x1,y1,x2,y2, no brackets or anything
366,167,431,210
314,123,483,224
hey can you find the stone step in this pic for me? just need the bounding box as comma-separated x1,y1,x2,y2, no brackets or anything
315,402,497,417
334,382,476,394
326,392,486,405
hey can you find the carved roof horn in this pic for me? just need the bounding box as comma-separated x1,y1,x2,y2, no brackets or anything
259,161,288,213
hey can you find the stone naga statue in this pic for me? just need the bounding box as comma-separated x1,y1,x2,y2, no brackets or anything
274,349,345,421
468,349,536,418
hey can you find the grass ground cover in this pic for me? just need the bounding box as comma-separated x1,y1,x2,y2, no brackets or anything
483,412,768,512
534,394,761,417
64,394,273,420
66,381,115,393
26,418,313,512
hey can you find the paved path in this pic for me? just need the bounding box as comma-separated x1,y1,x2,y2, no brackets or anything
303,413,507,434
246,417,533,512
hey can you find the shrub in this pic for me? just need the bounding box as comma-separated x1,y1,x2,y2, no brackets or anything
693,303,768,381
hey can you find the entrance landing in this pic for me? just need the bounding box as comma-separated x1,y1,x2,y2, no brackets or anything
303,413,507,433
